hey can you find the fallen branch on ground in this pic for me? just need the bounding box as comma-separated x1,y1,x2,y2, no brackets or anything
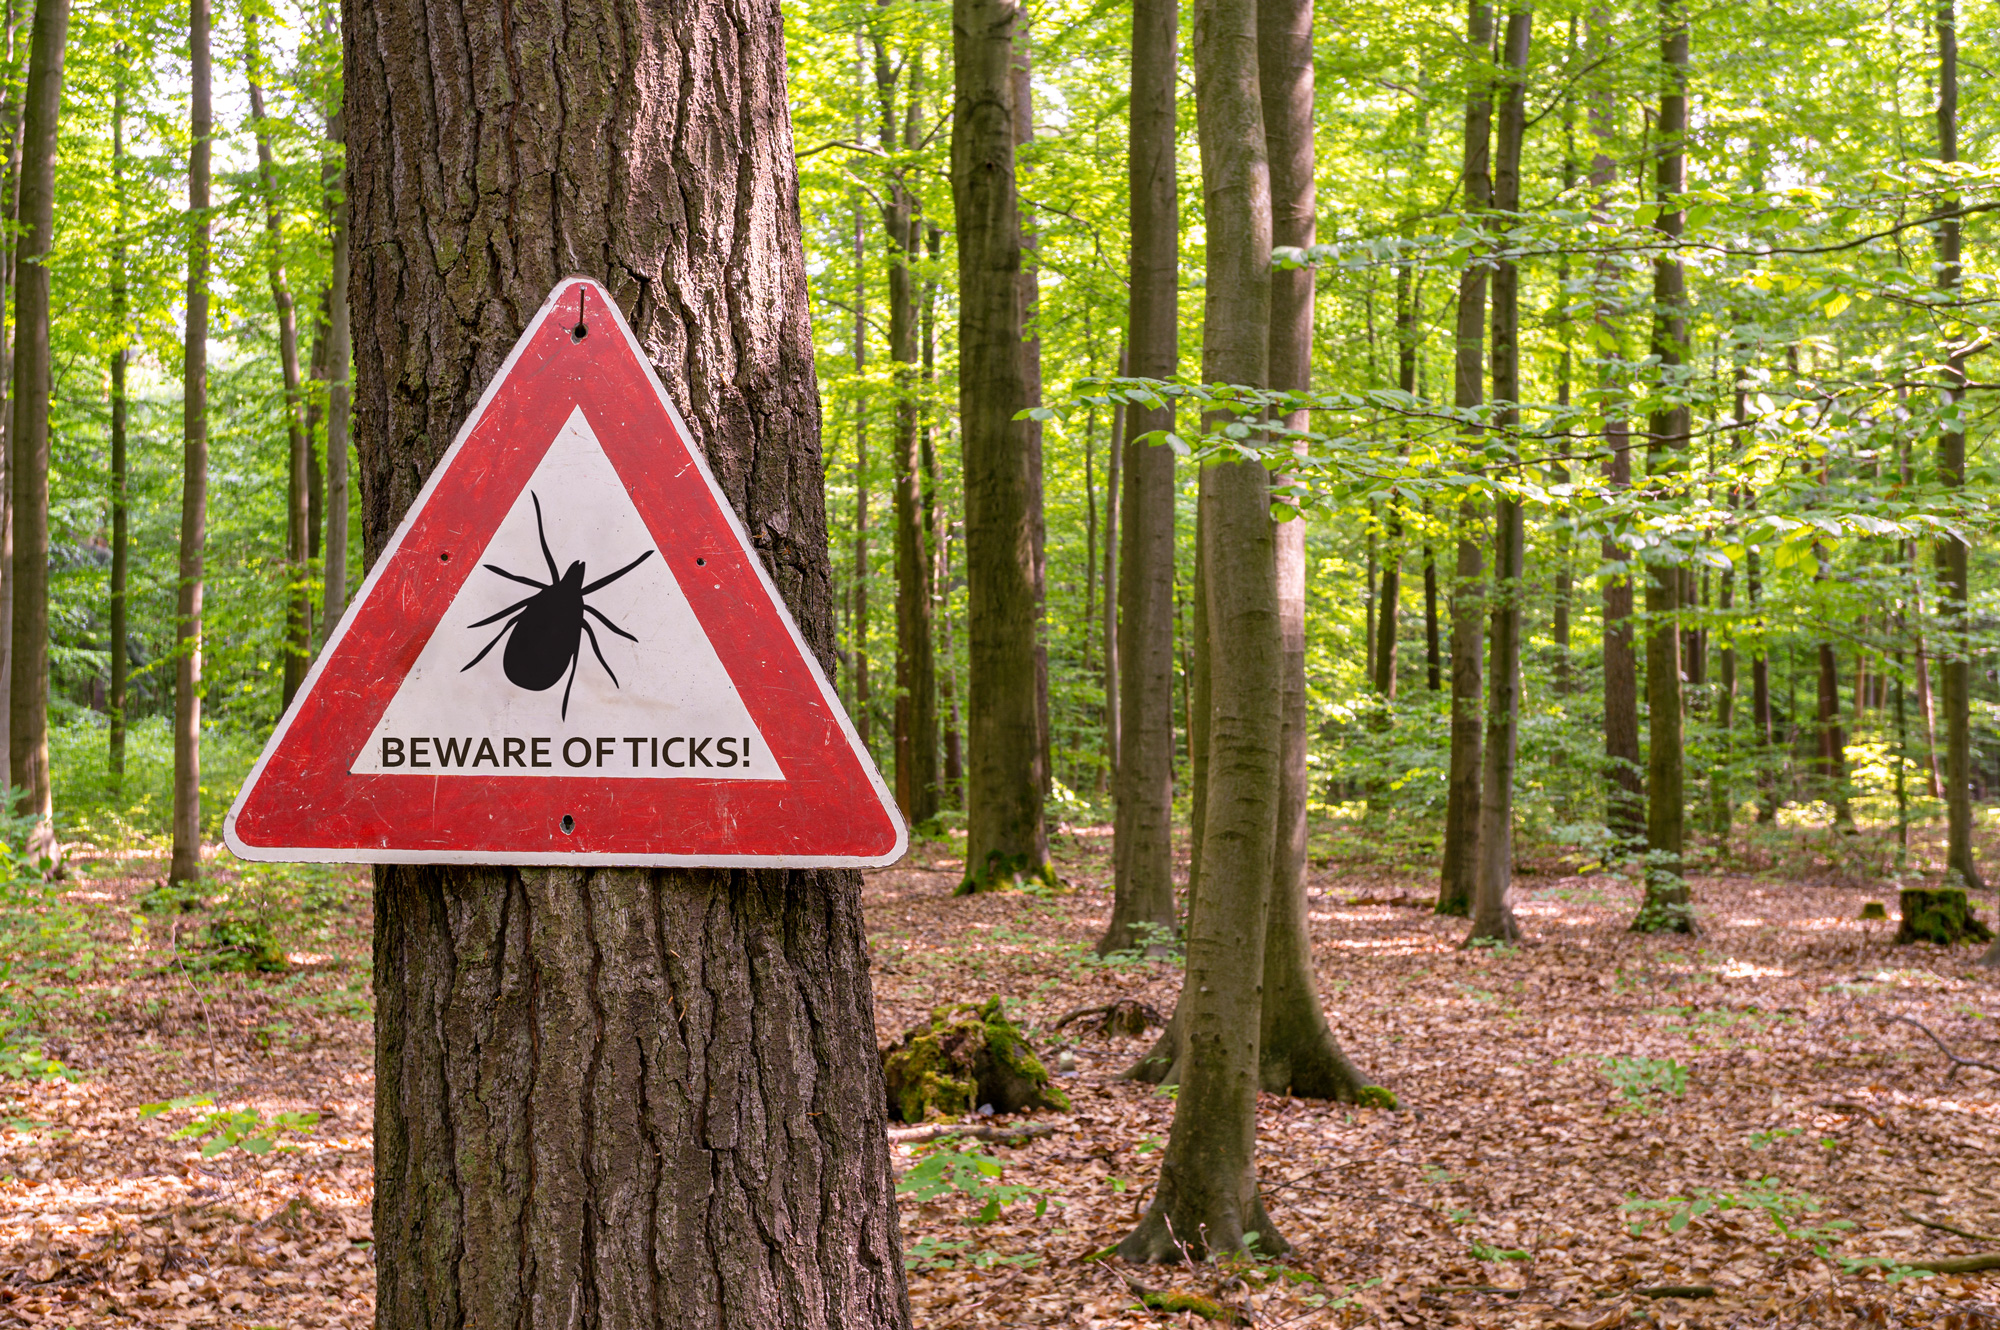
1900,1253,2000,1274
885,1121,1056,1146
1874,1011,2000,1084
1901,1211,2000,1244
1632,1285,1717,1298
1114,1270,1250,1326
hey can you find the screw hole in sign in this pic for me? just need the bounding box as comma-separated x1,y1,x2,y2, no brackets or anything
560,814,575,835
571,287,588,341
439,551,451,563
696,557,706,567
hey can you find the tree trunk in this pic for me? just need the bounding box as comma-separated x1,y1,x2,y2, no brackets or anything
345,0,916,1316
1102,350,1120,785
1749,545,1776,820
1102,0,1178,951
1471,5,1529,946
1635,0,1691,933
1120,0,1280,1248
1712,561,1735,842
850,189,871,750
0,0,30,780
169,0,210,885
876,39,938,829
1910,557,1941,799
1259,0,1370,1099
1423,537,1440,690
108,59,129,783
1933,0,1988,915
322,107,352,637
1437,0,1492,920
5,0,65,860
248,19,313,709
1590,10,1641,846
1011,21,1052,804
954,0,1048,890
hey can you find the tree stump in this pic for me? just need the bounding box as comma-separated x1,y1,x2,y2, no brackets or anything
1896,887,1995,946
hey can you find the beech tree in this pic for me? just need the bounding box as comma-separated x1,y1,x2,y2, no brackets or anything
346,0,911,1319
1121,0,1284,1261
954,0,1049,891
5,0,65,860
1101,0,1178,956
170,0,210,886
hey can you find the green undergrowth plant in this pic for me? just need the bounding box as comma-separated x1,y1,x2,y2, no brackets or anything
139,1095,320,1157
1625,1178,1855,1249
895,1140,1050,1223
1600,1055,1689,1111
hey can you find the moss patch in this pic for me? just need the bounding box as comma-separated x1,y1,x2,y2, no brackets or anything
881,998,1071,1122
1896,886,1994,946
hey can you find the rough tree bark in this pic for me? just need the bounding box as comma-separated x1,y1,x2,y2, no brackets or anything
1635,0,1692,933
875,34,939,827
954,0,1049,891
1120,0,1284,1259
1101,0,1179,954
1470,5,1530,947
169,0,209,886
1437,0,1492,920
247,18,313,708
108,57,130,782
344,0,915,1319
1259,0,1371,1100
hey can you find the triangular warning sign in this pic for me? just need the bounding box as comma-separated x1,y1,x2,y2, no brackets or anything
225,278,907,867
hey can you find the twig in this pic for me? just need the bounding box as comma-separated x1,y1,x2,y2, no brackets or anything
885,1121,1055,1146
1633,1285,1717,1298
1902,1253,2000,1274
1877,1012,2000,1083
1901,1211,2000,1244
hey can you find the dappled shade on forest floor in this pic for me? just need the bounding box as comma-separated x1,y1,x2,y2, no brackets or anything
0,820,1996,1327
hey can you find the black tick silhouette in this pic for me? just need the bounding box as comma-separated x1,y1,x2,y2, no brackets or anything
461,492,653,718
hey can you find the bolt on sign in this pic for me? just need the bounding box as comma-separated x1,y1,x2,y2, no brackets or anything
225,278,907,867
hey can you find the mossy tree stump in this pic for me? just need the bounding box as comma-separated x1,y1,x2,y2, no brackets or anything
1896,887,1994,946
881,999,1071,1122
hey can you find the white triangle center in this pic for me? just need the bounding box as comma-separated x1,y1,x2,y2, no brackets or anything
352,408,778,780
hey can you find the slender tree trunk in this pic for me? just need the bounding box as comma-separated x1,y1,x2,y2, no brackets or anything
1932,0,1988,911
108,58,129,783
955,0,1049,890
322,105,352,635
170,0,209,884
1423,536,1440,690
1258,0,1370,1099
1635,0,1692,932
1121,0,1281,1251
1471,5,1529,946
1011,22,1051,802
851,186,871,751
1102,350,1121,785
0,0,29,777
1909,543,1940,798
1376,263,1419,700
346,0,915,1316
6,0,66,859
1712,561,1735,843
877,39,938,828
1749,544,1776,819
1438,0,1493,919
1103,0,1179,951
248,19,313,708
1590,25,1642,845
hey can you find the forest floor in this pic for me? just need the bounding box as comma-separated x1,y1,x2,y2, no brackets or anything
0,817,1996,1328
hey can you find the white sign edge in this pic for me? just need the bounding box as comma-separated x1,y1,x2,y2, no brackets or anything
222,277,910,870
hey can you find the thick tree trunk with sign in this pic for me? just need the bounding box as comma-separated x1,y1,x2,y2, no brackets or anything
345,0,912,1321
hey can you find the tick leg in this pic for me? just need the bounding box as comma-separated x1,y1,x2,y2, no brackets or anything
531,493,560,582
581,620,621,689
584,603,638,641
461,613,524,672
560,651,580,719
482,564,548,591
466,592,539,629
581,548,654,594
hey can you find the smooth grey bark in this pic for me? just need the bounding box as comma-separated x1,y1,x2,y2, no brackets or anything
1120,0,1284,1258
4,0,64,859
169,0,209,885
1469,5,1529,947
850,183,870,749
1101,350,1120,786
1635,0,1692,932
344,0,915,1317
1259,0,1370,1100
0,0,29,779
1012,21,1052,804
954,0,1049,890
247,18,313,708
1437,0,1492,920
1103,0,1179,953
108,58,129,782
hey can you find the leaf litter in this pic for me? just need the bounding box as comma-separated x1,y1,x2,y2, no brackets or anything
0,821,1993,1328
